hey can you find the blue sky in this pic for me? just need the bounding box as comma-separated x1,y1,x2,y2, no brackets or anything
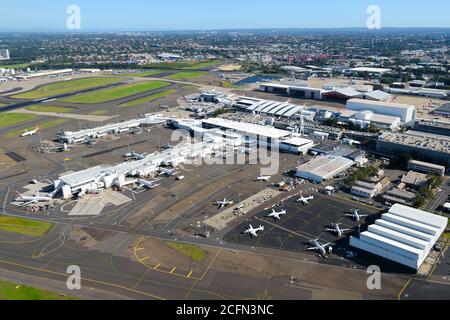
1,0,449,31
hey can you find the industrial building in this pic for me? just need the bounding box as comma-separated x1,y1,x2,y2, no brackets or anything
344,67,392,77
413,120,450,137
295,156,355,183
338,110,401,131
233,96,312,119
376,131,450,167
259,82,324,100
407,160,446,177
433,104,450,118
346,99,416,123
350,204,448,270
383,189,417,206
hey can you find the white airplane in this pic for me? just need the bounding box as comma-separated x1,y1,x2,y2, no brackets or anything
14,191,52,206
244,225,265,237
124,150,146,160
21,127,39,137
256,176,271,182
306,239,332,256
297,195,314,205
159,167,177,177
216,198,234,209
267,209,287,220
138,179,161,190
175,175,185,181
325,223,351,237
346,209,368,222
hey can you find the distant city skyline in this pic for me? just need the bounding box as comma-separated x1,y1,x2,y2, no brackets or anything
1,0,450,32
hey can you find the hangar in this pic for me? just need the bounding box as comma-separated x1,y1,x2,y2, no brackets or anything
295,155,355,183
350,204,448,270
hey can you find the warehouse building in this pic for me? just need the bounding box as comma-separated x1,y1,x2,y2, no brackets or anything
233,96,308,119
338,110,401,131
350,204,448,270
376,131,450,167
259,82,324,100
295,155,355,183
346,99,416,123
408,160,446,177
433,104,450,118
413,120,450,137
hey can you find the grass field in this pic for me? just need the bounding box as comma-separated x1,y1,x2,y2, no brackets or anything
0,103,7,108
6,119,68,137
12,77,122,100
119,89,177,107
0,113,37,128
61,80,170,104
0,216,53,237
183,60,221,70
0,280,75,300
0,63,30,69
26,105,73,113
118,70,163,77
165,71,207,80
165,242,206,262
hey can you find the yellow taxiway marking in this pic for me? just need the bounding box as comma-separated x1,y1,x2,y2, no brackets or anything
397,279,412,300
187,271,193,278
0,257,166,300
139,256,150,263
170,267,177,274
135,247,144,252
153,263,161,270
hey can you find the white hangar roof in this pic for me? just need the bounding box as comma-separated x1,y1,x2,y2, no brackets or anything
350,204,447,270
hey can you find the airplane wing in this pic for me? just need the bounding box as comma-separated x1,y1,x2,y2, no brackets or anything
19,200,37,207
305,247,316,251
325,228,335,232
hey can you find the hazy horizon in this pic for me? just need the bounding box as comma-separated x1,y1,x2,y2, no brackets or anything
1,0,450,32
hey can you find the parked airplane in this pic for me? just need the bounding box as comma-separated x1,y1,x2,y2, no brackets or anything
244,225,265,237
306,239,332,256
267,209,287,220
256,176,271,182
325,223,351,237
159,167,177,177
124,150,146,161
14,191,52,206
346,209,368,222
297,195,314,205
216,198,234,209
138,179,161,190
21,127,39,137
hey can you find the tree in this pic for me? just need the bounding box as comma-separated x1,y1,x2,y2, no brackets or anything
427,174,443,190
